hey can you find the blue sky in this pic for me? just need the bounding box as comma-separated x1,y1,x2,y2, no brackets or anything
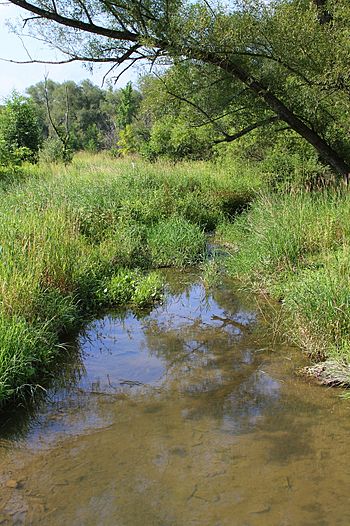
0,3,136,100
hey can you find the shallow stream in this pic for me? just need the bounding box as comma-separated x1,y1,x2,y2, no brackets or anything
1,270,350,525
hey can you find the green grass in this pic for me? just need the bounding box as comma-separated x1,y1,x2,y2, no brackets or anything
218,189,350,361
0,152,261,405
148,217,206,267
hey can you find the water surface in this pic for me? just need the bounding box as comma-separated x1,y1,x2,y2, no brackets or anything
0,271,350,525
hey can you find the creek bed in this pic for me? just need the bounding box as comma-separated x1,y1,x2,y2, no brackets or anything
0,270,350,525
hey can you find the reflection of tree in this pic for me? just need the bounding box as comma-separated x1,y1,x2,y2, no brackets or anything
140,275,281,434
0,271,280,442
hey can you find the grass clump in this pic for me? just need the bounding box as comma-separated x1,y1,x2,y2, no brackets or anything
148,217,206,267
0,315,56,401
130,271,164,307
98,269,163,308
283,250,350,359
219,189,350,363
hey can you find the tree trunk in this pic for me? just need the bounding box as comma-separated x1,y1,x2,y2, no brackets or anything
195,50,350,182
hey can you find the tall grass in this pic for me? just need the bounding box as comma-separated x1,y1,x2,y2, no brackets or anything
218,190,350,360
0,153,261,405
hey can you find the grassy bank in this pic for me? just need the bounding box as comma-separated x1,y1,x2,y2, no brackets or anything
0,153,261,405
217,190,350,371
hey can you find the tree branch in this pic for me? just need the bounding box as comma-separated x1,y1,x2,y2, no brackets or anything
43,75,63,142
9,0,139,41
213,116,279,144
76,0,94,24
154,73,231,137
190,107,248,128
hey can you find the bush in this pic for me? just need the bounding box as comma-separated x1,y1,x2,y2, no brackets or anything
39,137,73,164
145,116,212,161
0,93,42,167
117,124,139,156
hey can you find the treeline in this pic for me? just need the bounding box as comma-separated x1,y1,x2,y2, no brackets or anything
0,57,347,192
0,79,141,165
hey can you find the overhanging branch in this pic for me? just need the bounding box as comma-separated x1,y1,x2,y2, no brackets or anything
213,116,279,144
154,73,231,137
9,0,140,42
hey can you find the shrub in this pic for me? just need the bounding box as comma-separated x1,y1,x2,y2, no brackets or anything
0,93,42,166
39,137,73,164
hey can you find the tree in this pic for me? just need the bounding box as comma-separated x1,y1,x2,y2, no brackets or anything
115,82,140,130
6,0,350,180
27,79,118,151
0,92,41,165
135,63,277,160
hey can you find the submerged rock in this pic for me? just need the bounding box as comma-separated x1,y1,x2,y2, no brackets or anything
5,479,22,489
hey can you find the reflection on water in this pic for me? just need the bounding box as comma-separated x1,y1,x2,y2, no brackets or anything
0,270,350,525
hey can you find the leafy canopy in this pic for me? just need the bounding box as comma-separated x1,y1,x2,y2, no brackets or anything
0,92,41,166
7,0,350,177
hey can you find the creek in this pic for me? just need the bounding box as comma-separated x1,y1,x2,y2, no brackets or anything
0,270,350,525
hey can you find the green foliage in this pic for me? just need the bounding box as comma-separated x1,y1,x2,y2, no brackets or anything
144,115,212,161
148,217,206,267
0,314,56,402
99,220,149,268
99,269,163,307
0,93,42,166
115,82,140,130
131,271,163,307
39,137,73,164
117,124,139,156
259,134,335,192
26,79,142,154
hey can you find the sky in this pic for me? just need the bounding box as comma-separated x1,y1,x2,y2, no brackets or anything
0,3,136,100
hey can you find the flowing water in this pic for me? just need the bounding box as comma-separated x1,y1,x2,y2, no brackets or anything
1,270,350,525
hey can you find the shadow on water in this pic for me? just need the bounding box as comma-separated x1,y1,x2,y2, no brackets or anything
1,269,350,525
0,345,86,441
